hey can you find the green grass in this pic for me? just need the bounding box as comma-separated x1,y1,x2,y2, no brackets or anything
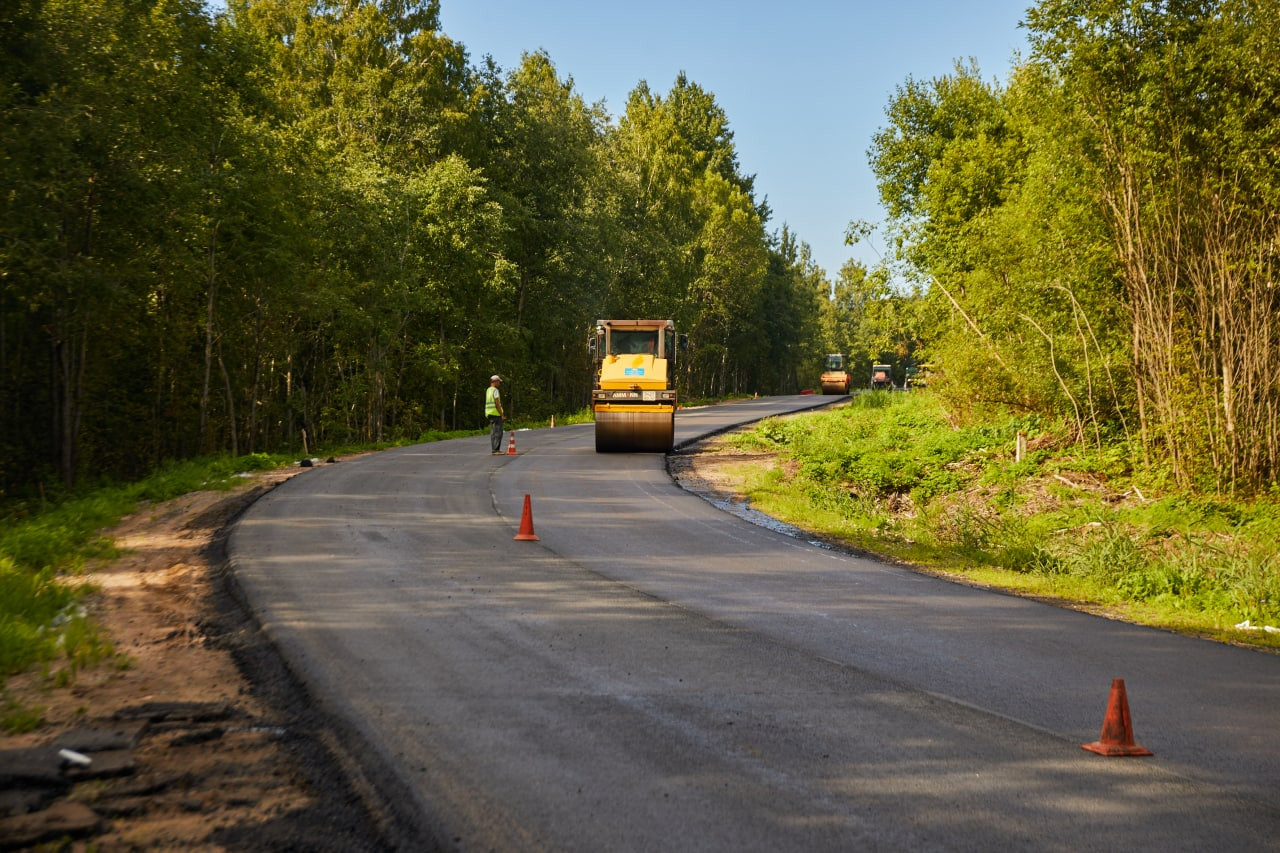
723,392,1280,651
1,693,43,733
550,408,597,426
0,452,302,714
2,453,288,573
0,446,379,730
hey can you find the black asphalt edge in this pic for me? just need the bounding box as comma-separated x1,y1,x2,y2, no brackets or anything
670,394,846,454
210,476,441,852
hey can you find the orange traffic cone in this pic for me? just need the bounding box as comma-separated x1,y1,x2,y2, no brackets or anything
514,494,539,541
1082,678,1153,756
506,432,517,455
550,415,555,428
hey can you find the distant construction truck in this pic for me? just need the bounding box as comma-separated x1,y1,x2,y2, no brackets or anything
590,319,682,452
870,363,894,391
905,363,931,389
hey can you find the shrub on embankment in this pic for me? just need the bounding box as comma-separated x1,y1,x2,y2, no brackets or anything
724,391,1280,649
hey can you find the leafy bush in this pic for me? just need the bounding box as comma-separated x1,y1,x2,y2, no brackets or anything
729,392,1280,644
0,560,81,675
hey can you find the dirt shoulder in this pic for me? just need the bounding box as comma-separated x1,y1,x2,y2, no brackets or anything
0,464,396,851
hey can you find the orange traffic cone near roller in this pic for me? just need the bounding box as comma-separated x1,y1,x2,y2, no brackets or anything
506,432,517,455
514,494,539,541
1082,678,1153,756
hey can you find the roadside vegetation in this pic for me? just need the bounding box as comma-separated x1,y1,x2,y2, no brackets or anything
719,392,1280,651
0,452,291,730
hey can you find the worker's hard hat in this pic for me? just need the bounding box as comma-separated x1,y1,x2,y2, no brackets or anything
490,374,501,382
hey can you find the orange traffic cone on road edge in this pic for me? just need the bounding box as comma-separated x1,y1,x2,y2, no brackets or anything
514,494,539,541
1082,678,1153,756
506,432,517,455
550,415,555,428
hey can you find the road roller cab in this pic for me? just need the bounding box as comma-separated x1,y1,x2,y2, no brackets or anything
591,319,681,452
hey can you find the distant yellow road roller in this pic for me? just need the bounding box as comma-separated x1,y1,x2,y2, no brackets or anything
591,319,682,452
820,353,852,395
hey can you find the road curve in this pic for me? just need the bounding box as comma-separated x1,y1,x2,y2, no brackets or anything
229,396,1280,850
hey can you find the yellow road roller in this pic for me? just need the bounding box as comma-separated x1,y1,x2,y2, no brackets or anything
820,353,852,395
591,319,681,452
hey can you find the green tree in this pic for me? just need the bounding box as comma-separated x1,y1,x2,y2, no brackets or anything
473,51,607,417
0,0,269,488
752,228,826,394
233,0,508,438
870,56,1130,440
1028,0,1280,491
600,74,772,397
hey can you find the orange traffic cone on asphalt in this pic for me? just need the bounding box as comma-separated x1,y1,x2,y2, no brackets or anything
550,415,555,428
506,432,517,455
1082,678,1153,756
514,494,539,541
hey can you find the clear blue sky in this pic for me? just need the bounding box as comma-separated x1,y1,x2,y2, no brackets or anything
439,1,1033,282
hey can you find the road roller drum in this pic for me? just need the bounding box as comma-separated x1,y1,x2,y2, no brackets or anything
594,408,675,453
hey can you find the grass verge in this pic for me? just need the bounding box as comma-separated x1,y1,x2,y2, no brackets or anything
720,391,1280,651
0,452,306,730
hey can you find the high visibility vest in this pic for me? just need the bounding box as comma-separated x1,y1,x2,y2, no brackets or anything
485,385,501,417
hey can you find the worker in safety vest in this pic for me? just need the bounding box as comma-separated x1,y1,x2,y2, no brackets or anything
485,375,505,454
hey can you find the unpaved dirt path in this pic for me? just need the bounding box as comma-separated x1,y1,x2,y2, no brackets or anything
1,463,394,851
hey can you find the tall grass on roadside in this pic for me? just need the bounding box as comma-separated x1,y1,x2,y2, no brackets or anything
0,560,81,674
0,557,114,732
725,391,1280,646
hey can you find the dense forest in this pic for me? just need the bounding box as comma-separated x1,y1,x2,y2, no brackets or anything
1,0,829,496
861,0,1280,496
4,0,1278,500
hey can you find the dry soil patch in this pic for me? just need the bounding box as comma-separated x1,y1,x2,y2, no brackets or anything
1,464,391,851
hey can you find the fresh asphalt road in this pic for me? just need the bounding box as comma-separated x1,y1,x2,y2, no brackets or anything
228,395,1280,851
